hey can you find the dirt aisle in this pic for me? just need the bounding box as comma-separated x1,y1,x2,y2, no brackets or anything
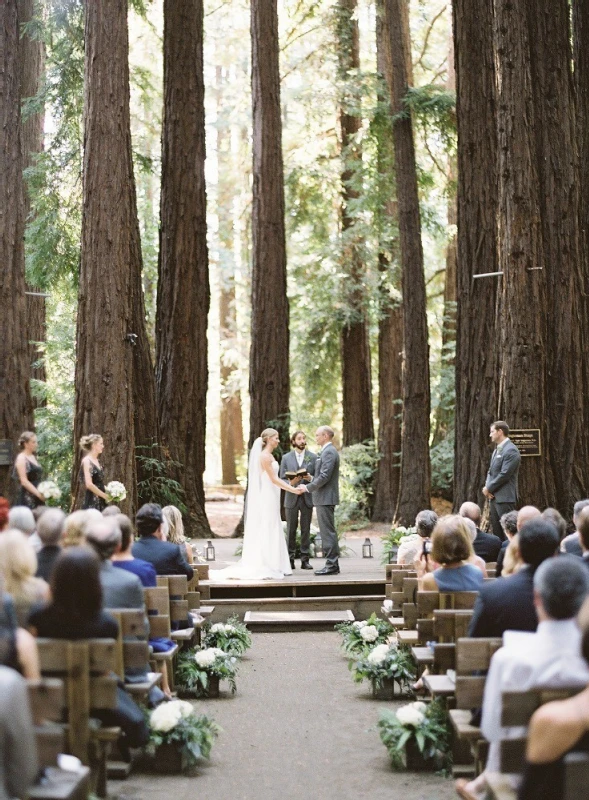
112,631,456,800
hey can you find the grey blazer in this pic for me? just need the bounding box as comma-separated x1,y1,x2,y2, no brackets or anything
279,449,317,509
485,439,521,503
306,442,340,506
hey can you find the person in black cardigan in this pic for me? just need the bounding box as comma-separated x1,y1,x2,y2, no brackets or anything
468,518,559,638
131,503,193,580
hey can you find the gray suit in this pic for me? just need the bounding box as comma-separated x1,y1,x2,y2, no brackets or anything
305,442,340,568
485,438,521,540
279,449,317,561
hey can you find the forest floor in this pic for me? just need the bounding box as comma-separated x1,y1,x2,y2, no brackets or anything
110,631,456,800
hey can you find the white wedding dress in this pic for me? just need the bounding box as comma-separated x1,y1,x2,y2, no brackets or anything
212,438,293,581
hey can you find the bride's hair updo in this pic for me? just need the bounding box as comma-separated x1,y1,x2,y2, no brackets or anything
260,428,279,446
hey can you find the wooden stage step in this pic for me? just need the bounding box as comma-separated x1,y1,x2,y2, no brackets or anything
200,576,386,601
244,610,354,632
208,594,382,623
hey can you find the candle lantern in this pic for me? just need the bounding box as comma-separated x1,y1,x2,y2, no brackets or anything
314,534,324,559
205,540,216,561
362,537,374,559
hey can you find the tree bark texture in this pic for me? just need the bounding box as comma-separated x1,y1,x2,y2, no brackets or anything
18,0,46,395
372,0,402,522
73,0,154,512
336,0,374,447
385,0,431,523
452,0,499,508
157,0,211,535
0,0,34,493
249,0,289,449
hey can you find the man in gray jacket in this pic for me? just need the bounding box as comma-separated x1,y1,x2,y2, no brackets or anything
483,420,521,541
279,430,317,570
301,426,340,575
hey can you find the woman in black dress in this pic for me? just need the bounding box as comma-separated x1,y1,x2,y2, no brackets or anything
13,431,45,509
79,434,108,511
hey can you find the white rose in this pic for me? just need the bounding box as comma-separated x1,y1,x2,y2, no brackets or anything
412,701,427,713
150,703,182,733
224,624,236,633
175,700,195,719
211,648,226,658
396,704,425,727
360,625,379,642
195,648,218,668
352,620,367,629
210,623,225,634
367,644,390,665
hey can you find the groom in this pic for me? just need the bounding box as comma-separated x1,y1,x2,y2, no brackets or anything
301,426,340,576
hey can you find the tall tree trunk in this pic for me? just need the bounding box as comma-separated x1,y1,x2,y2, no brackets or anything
385,0,431,523
18,0,46,396
0,0,34,494
249,0,289,449
452,0,499,508
157,0,211,535
372,0,402,522
217,65,244,486
336,0,374,447
73,0,154,513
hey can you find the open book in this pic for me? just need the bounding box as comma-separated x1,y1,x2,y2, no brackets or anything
284,468,310,479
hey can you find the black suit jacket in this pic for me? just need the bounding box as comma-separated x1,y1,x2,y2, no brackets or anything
132,536,193,580
495,540,509,577
35,545,61,583
472,529,502,562
468,566,538,638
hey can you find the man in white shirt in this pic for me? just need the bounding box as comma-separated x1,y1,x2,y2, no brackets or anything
456,556,589,800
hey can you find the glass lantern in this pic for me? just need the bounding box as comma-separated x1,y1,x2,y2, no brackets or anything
205,540,216,561
314,534,324,559
362,537,373,559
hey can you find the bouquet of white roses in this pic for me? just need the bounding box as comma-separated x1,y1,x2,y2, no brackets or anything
203,616,252,657
335,612,394,656
176,647,239,696
37,480,62,507
105,480,127,503
378,699,451,772
349,641,415,693
147,699,220,769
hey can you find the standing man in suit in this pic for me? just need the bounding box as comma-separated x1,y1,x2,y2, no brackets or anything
279,430,317,571
301,426,340,576
483,420,521,541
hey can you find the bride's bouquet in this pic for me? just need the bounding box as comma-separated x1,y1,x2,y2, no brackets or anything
37,480,62,507
105,480,127,504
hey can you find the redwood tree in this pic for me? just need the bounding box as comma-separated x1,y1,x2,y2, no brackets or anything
0,0,33,493
249,0,289,449
73,0,156,512
156,0,211,535
452,0,499,507
385,0,431,523
336,0,374,446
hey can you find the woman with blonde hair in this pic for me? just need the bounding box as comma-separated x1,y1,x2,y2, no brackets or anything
0,530,49,626
502,533,524,576
79,434,108,511
213,428,305,580
162,506,193,564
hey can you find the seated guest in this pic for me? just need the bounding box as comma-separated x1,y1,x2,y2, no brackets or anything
35,509,65,582
397,509,438,568
29,548,149,751
560,499,589,557
85,519,145,610
542,508,567,544
502,533,524,576
102,505,121,517
62,509,90,548
111,514,156,587
469,518,559,638
0,498,9,531
132,504,194,580
461,519,489,577
459,502,502,562
0,530,49,626
7,505,40,552
520,625,589,800
163,505,194,565
496,510,518,577
456,557,589,800
0,666,39,799
420,516,485,592
575,506,589,569
0,594,40,679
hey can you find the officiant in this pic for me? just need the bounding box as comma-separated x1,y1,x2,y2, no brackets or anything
279,431,317,570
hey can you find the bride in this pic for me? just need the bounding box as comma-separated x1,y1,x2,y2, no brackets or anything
212,428,305,581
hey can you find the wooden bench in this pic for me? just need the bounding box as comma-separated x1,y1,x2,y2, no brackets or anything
107,608,162,698
156,575,201,644
143,587,180,689
36,639,120,798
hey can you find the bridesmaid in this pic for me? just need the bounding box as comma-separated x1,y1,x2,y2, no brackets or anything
79,434,108,511
13,431,45,509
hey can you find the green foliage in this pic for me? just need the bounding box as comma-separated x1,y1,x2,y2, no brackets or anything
336,440,381,529
136,444,187,512
378,698,452,773
176,648,239,697
202,617,252,658
334,613,394,657
381,525,417,565
430,431,454,498
147,707,220,769
349,643,416,692
402,85,456,153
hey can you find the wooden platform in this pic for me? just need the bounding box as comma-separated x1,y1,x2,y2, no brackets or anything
209,594,382,623
244,610,354,631
202,576,385,600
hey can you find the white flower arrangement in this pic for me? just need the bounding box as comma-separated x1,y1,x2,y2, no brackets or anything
366,644,391,666
381,599,394,615
38,480,61,505
360,625,379,642
352,620,368,629
105,480,127,503
194,647,225,668
203,615,252,657
395,702,427,728
150,699,194,733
